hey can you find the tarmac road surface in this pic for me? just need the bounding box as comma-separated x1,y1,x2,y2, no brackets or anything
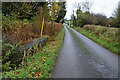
52,26,118,78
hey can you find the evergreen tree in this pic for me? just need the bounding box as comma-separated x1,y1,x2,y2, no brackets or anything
56,2,66,23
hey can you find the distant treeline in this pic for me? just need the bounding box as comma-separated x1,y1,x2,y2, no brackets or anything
71,1,120,28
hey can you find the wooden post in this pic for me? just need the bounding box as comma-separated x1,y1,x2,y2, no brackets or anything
51,0,53,39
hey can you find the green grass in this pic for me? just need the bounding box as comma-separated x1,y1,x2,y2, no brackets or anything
65,20,73,25
69,26,119,54
2,28,65,78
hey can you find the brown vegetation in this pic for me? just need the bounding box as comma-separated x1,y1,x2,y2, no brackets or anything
2,19,62,45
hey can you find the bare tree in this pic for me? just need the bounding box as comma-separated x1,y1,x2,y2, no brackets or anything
117,2,120,20
95,13,107,26
82,0,92,12
113,1,120,27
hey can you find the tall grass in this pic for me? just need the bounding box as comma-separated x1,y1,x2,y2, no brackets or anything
83,25,118,42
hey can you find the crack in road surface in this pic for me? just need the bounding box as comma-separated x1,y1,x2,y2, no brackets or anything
52,26,118,78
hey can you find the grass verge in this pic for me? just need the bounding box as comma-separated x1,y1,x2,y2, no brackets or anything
69,26,119,54
2,27,65,78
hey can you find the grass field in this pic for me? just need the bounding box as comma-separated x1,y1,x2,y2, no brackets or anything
70,25,119,54
65,20,73,25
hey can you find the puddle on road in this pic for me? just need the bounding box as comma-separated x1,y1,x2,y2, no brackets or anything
88,58,117,78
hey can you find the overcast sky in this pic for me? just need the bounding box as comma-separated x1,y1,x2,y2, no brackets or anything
65,0,119,20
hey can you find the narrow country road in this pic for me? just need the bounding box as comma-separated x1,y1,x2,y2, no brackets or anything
51,26,118,78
